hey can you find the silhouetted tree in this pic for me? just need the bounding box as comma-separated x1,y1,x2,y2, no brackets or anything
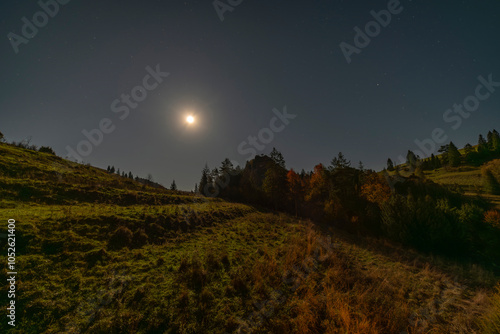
330,152,351,170
270,147,286,169
170,180,177,191
199,164,210,196
263,161,287,209
406,150,418,169
478,134,489,157
448,142,461,167
387,158,395,171
491,129,500,152
110,166,116,174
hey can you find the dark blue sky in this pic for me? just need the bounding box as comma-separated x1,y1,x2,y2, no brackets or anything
1,0,500,190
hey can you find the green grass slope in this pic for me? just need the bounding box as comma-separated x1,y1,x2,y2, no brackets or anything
0,143,201,206
389,162,500,208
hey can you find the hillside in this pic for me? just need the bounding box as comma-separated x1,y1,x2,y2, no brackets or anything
0,143,200,207
0,143,499,333
390,162,500,209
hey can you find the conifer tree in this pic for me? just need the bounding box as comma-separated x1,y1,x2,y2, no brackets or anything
448,142,461,167
387,158,394,171
199,164,210,196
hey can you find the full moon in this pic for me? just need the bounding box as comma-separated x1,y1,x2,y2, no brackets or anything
186,115,195,124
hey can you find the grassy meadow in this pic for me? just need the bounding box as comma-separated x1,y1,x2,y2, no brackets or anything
0,142,499,333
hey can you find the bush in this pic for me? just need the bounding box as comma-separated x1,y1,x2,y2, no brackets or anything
108,226,133,250
484,210,500,229
39,146,56,155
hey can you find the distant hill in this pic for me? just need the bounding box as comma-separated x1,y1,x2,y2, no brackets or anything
0,142,198,206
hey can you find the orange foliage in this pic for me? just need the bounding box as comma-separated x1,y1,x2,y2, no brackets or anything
360,173,392,205
306,163,328,201
287,169,302,196
484,210,500,228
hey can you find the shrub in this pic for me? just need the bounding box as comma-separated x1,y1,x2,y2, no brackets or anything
39,146,56,155
484,210,500,229
108,226,133,250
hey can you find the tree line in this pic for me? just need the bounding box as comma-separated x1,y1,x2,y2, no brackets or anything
387,129,500,173
197,144,500,264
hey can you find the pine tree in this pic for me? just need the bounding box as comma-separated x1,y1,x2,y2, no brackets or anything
211,168,219,183
331,152,351,170
270,147,286,169
492,129,500,152
387,158,394,171
107,166,111,172
199,164,210,196
438,145,450,165
110,166,116,174
220,158,234,175
487,131,494,150
170,180,177,191
448,142,461,167
478,134,489,157
406,150,417,169
194,183,198,193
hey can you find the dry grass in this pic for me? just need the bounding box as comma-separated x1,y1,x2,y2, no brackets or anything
239,223,495,334
479,284,500,334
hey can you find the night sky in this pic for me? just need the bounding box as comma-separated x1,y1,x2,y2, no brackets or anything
2,0,500,190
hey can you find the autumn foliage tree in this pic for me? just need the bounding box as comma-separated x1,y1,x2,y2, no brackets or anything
361,172,392,205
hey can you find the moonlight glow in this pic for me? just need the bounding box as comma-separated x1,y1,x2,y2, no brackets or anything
186,115,195,124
